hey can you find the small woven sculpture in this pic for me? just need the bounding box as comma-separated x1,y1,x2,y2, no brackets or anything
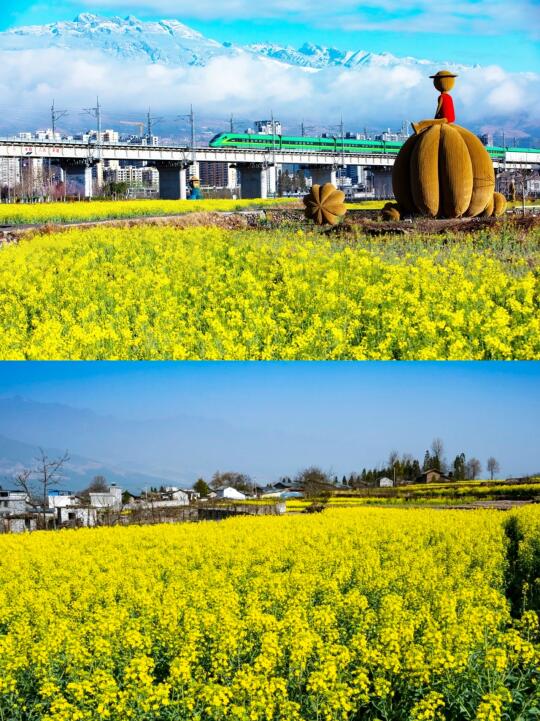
382,202,401,221
303,183,347,225
483,192,507,217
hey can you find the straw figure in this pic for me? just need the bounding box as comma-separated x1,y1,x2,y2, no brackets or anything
189,177,203,200
303,183,347,225
390,70,502,219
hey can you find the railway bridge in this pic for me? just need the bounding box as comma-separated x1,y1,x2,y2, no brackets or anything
0,139,538,200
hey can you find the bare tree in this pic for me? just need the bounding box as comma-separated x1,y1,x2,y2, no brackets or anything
486,457,500,481
78,475,109,502
466,457,482,481
431,438,444,459
210,471,253,494
295,466,332,499
14,449,70,529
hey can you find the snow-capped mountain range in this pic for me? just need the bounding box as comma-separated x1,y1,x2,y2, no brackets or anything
0,14,536,140
0,13,464,73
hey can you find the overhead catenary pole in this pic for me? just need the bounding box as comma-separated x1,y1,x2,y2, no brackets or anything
271,109,276,197
146,108,164,141
83,97,102,159
51,100,68,141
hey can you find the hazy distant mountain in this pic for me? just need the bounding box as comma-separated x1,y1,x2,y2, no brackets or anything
0,433,172,492
0,14,463,73
0,396,319,487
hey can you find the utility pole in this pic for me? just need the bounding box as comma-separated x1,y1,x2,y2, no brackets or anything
146,108,164,142
230,114,234,133
271,110,277,198
340,114,345,184
51,100,68,141
83,97,102,158
49,101,67,201
189,104,195,166
176,105,196,177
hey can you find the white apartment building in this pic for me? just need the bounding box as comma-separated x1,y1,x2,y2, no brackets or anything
0,157,21,188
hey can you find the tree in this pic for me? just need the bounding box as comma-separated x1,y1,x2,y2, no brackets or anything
422,450,431,471
430,438,444,471
14,449,70,529
210,471,253,494
193,478,210,497
466,457,482,480
486,457,500,481
295,466,332,498
453,453,467,481
78,475,109,502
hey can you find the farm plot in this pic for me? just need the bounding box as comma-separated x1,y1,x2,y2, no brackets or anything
0,507,539,720
0,224,538,360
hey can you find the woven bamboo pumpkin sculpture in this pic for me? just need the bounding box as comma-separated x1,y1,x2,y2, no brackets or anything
392,119,495,218
304,183,347,225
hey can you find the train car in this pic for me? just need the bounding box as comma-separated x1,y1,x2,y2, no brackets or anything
209,132,519,164
209,133,402,155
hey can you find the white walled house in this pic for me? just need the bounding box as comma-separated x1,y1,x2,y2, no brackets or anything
89,484,123,510
48,492,79,509
378,477,394,488
215,487,247,500
58,505,98,527
0,489,29,515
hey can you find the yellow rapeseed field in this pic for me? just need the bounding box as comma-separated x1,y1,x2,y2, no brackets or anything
0,507,539,721
0,198,298,225
0,226,538,360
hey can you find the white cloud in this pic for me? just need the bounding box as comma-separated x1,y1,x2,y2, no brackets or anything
0,47,538,138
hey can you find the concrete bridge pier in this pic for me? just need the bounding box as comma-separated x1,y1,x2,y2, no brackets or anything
238,164,269,199
59,160,95,199
309,166,338,187
155,161,191,200
371,168,394,199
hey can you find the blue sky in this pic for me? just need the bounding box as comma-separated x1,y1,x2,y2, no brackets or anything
1,0,539,71
0,362,538,479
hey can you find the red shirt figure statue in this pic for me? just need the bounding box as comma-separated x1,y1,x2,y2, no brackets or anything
430,70,458,123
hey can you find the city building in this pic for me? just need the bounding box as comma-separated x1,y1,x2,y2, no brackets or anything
198,161,236,189
252,120,282,135
376,121,411,143
479,132,494,146
35,128,62,142
0,157,21,188
75,129,120,144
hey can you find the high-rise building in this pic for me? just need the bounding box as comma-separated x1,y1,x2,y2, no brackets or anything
253,120,282,135
0,158,21,188
199,161,236,189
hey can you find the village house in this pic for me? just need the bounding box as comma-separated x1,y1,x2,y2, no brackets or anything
378,476,394,488
215,487,247,500
415,469,452,484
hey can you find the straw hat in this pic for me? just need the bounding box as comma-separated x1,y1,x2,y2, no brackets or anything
429,70,458,78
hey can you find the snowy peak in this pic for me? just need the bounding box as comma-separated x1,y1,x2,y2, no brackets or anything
0,15,463,72
2,14,223,66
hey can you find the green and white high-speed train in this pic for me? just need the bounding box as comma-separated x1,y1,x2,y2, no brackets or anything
209,132,525,162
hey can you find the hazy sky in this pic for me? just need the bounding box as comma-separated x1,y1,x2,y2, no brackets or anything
1,0,538,71
0,362,538,479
